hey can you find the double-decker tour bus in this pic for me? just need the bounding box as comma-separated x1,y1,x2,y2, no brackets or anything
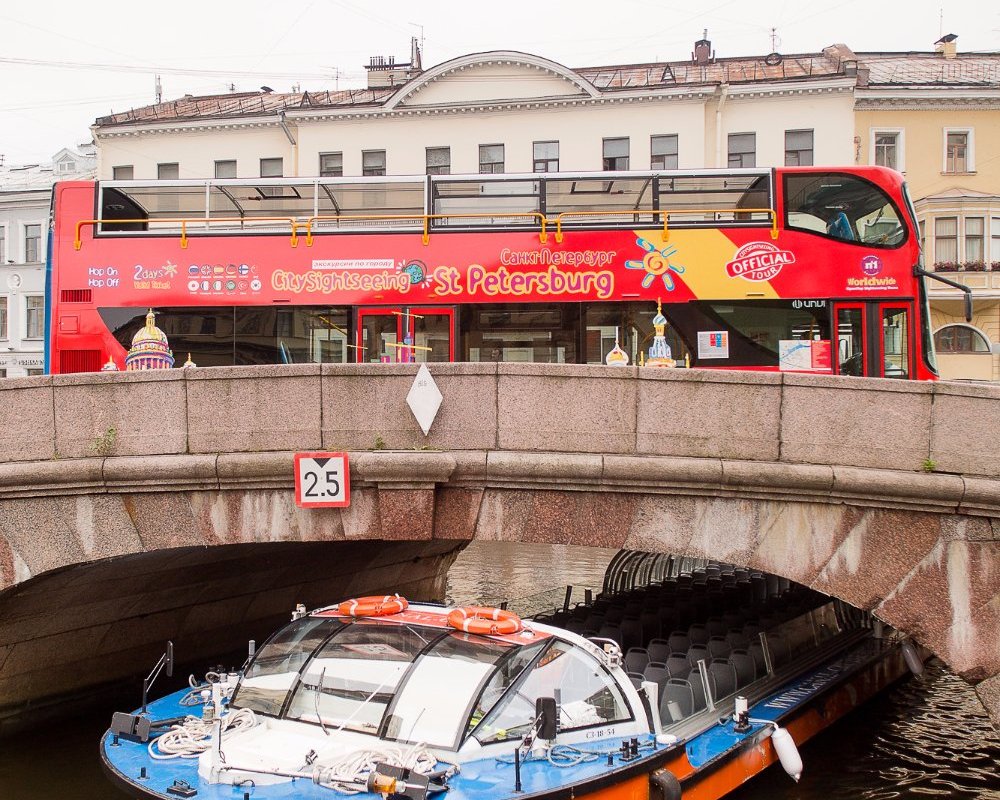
46,166,955,379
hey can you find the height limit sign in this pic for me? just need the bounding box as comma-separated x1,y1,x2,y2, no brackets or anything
294,452,350,508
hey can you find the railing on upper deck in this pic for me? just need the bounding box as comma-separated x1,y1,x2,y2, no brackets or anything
72,169,778,250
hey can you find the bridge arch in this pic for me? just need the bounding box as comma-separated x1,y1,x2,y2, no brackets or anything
0,365,997,728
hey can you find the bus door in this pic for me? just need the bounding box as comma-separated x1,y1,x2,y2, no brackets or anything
833,301,912,378
356,307,455,363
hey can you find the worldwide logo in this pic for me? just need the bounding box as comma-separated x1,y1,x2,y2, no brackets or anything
862,255,883,276
725,242,796,282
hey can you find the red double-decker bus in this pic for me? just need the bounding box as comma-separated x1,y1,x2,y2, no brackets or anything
46,167,956,379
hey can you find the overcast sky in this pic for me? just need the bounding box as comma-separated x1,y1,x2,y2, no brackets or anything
2,0,997,165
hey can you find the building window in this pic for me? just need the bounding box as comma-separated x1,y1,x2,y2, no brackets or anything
26,368,43,376
0,226,5,264
991,218,1000,269
784,129,813,166
944,129,972,173
24,295,43,339
362,150,386,177
260,158,283,178
157,162,179,179
24,224,41,263
602,138,629,171
533,141,559,172
934,217,958,267
728,133,755,168
934,325,990,353
57,158,75,174
650,135,678,170
215,160,237,179
872,130,903,171
426,147,451,175
965,217,984,266
319,152,343,177
479,144,504,174
112,165,134,180
0,297,7,339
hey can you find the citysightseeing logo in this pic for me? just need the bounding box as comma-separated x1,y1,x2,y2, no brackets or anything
725,242,796,282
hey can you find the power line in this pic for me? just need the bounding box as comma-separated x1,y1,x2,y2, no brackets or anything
0,55,333,81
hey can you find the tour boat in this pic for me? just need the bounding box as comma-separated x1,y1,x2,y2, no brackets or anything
101,554,925,800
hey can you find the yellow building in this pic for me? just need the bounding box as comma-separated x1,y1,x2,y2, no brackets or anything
853,35,1000,381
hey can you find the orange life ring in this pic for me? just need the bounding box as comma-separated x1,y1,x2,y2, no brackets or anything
448,606,523,636
337,594,408,617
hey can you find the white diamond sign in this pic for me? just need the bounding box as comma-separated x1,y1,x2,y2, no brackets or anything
407,363,443,436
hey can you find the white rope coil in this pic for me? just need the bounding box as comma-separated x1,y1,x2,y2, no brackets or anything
311,741,451,794
148,708,258,760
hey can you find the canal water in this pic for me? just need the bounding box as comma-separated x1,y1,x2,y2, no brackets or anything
1,541,997,798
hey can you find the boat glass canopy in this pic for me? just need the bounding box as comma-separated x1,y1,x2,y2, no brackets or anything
231,614,634,751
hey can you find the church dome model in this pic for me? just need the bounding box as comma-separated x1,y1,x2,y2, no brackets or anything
125,309,175,371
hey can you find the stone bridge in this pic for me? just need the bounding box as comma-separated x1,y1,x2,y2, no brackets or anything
0,365,997,730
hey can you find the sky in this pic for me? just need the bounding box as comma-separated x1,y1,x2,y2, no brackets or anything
1,0,998,165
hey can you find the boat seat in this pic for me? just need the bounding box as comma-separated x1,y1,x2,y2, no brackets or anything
708,659,737,699
667,631,691,653
765,632,790,666
639,609,661,642
705,617,727,638
725,629,749,650
748,641,767,674
688,623,710,645
643,662,670,689
729,649,757,688
624,647,650,674
628,672,644,689
661,678,694,722
707,636,731,661
688,671,708,712
647,638,672,664
686,643,710,669
665,653,691,679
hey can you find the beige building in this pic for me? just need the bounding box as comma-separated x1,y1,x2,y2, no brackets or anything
91,38,857,180
853,36,1000,381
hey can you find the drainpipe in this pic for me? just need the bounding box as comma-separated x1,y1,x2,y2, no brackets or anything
715,84,729,168
278,111,298,176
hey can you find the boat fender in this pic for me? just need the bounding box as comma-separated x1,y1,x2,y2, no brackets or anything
771,726,803,782
649,769,682,800
901,640,924,676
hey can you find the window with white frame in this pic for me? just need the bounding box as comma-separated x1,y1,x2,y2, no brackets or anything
965,218,984,266
260,158,283,178
0,226,5,263
319,153,343,177
24,224,41,263
0,296,7,339
784,130,813,166
934,217,958,267
215,160,237,179
728,133,755,168
934,325,991,353
24,295,43,339
872,130,903,171
157,162,179,179
650,135,678,170
944,129,973,173
112,165,134,180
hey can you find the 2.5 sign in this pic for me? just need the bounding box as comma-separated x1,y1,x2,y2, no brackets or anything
294,452,350,508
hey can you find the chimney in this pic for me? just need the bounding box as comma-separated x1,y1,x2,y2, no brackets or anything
935,33,958,59
364,43,424,88
693,29,714,65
